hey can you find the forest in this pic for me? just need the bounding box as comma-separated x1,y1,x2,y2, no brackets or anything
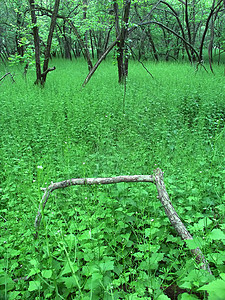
0,0,225,299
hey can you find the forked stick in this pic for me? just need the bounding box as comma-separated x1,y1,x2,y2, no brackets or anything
34,168,212,274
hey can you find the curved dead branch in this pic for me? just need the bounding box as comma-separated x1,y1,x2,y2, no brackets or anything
0,72,15,83
34,168,212,274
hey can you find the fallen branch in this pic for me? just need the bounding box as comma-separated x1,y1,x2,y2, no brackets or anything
13,276,29,282
82,35,121,87
0,72,15,83
153,168,212,274
34,169,212,274
34,174,154,231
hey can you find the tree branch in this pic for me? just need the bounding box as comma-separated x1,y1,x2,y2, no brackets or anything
33,169,212,275
0,72,15,83
82,35,120,86
34,174,154,231
154,168,212,274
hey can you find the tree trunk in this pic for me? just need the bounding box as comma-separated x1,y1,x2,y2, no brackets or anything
114,0,131,83
16,11,24,57
199,0,223,61
134,4,158,61
41,0,60,85
29,0,42,84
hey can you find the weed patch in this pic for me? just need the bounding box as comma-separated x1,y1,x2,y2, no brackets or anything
0,60,225,299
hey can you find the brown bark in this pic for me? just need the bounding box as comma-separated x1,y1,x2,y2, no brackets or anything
67,19,93,70
83,0,92,71
134,3,159,61
160,1,192,62
208,0,216,73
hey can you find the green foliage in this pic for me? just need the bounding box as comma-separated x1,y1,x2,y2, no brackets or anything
0,60,225,299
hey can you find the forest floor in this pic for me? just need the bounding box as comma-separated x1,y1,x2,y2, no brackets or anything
0,59,225,299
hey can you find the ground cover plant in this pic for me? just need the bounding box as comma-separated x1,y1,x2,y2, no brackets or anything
0,59,225,299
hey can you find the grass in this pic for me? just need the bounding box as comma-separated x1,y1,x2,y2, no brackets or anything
0,58,225,299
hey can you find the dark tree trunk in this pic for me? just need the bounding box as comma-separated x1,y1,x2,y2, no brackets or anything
83,0,92,71
16,11,24,57
67,19,93,70
41,0,60,85
103,27,112,55
114,0,131,83
29,0,42,84
62,22,72,59
134,4,158,61
199,0,223,61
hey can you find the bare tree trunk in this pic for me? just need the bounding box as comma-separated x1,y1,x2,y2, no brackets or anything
29,0,42,84
134,3,159,61
67,19,93,70
208,0,216,73
16,10,24,57
114,0,131,83
160,1,192,62
199,0,223,61
83,0,92,71
41,0,60,85
82,36,120,86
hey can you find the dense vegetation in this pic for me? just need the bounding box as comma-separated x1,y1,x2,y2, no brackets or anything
0,59,225,299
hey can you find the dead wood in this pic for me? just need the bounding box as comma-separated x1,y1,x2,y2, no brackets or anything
33,169,212,274
82,36,120,87
153,168,212,274
0,72,15,83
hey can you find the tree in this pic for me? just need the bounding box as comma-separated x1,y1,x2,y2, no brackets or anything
29,0,42,84
113,0,131,83
28,0,60,85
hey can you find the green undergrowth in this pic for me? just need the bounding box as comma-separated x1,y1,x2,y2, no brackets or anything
0,59,225,299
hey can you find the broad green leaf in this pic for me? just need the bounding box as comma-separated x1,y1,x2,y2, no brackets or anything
99,259,114,272
196,217,213,229
208,229,225,240
198,279,225,300
133,252,144,259
84,272,103,290
28,280,41,291
61,262,72,276
41,269,52,279
62,276,78,289
185,237,204,250
220,273,225,281
8,291,21,300
0,275,15,290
